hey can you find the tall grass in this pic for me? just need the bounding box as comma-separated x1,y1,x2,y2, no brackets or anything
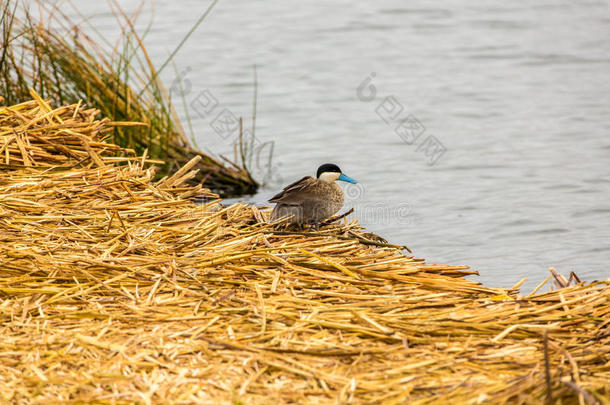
0,0,258,196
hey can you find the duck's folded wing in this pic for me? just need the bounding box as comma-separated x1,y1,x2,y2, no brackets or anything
268,176,316,204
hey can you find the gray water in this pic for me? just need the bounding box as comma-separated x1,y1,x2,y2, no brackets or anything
66,0,609,292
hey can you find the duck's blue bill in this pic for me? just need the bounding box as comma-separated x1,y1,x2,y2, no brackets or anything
339,173,357,184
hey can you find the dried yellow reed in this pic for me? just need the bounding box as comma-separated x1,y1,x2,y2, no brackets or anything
0,94,607,404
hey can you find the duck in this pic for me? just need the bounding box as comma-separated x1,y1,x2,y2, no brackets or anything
269,163,357,226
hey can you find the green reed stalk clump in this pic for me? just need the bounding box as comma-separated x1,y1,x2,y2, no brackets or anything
0,0,258,196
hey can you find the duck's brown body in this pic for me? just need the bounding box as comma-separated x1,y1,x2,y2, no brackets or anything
269,176,344,225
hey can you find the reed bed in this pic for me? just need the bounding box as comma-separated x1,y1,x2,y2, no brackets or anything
0,96,608,404
0,0,257,196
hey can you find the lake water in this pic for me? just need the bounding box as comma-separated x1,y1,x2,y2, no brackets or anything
63,0,609,292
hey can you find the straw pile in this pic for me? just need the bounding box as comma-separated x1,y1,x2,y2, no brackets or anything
0,95,608,404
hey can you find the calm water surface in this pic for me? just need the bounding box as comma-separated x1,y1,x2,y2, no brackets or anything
70,0,610,291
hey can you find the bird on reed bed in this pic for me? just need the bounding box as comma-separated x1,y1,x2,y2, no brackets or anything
269,163,357,227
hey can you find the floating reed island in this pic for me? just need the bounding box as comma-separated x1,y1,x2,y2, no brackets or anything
0,95,608,404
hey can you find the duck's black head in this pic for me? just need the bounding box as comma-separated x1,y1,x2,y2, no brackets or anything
316,163,341,178
316,163,357,184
